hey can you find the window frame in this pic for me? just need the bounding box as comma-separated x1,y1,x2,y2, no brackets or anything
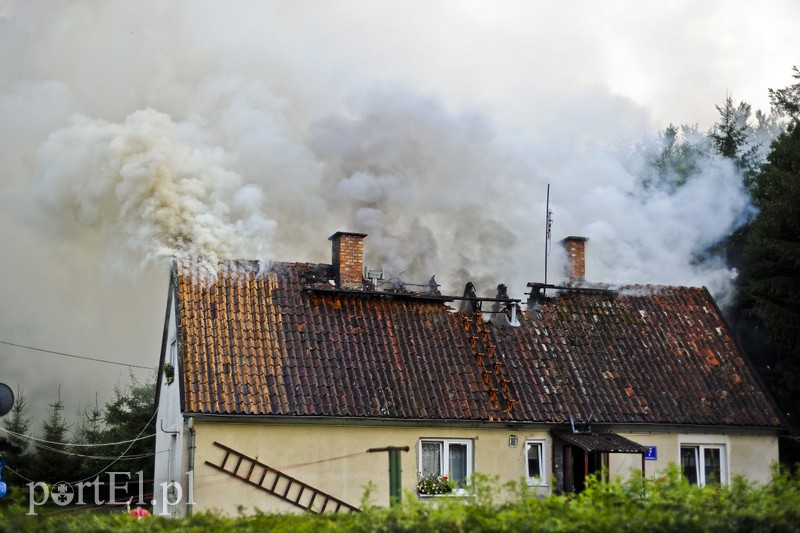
524,440,547,486
417,438,473,495
680,444,727,486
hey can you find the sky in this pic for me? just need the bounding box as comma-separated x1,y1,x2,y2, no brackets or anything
1,0,798,426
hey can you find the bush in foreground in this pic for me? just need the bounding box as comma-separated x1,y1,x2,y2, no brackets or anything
2,467,800,532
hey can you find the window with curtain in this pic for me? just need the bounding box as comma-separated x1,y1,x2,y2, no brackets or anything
418,439,472,493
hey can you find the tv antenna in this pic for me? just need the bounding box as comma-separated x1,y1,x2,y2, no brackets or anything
543,184,553,295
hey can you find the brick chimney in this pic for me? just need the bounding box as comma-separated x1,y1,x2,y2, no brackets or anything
561,236,588,281
329,231,367,289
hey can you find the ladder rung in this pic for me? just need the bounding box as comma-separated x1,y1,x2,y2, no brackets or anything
207,441,359,514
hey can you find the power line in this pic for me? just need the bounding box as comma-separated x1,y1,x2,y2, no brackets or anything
0,340,155,371
73,409,159,484
1,409,160,485
18,439,156,460
0,426,156,448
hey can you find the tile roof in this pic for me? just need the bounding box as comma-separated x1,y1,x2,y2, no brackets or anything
172,260,783,428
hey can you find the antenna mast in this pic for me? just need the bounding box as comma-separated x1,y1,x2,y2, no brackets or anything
543,184,553,294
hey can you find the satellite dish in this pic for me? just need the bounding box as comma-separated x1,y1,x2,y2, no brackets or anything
0,384,14,417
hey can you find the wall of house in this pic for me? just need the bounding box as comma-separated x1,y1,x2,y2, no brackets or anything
609,431,779,484
186,422,780,516
189,422,552,516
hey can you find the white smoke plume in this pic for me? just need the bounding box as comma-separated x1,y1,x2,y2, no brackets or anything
307,85,752,301
29,109,277,274
1,1,794,423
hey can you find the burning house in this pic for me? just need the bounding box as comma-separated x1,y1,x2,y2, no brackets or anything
153,232,783,516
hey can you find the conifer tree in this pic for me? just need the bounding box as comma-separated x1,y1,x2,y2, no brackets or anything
32,389,78,483
739,66,800,445
72,393,106,478
102,376,156,481
2,386,31,447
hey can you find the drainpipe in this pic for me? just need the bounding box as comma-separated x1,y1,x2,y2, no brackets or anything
186,417,195,517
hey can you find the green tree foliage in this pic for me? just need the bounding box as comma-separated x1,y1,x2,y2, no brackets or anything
769,65,800,121
72,394,106,478
708,95,762,189
31,393,79,483
101,376,156,480
634,95,781,195
0,377,155,490
741,116,800,430
2,386,31,447
637,123,711,191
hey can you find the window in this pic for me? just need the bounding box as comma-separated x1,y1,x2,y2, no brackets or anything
163,339,177,385
525,440,546,485
418,439,472,492
681,445,726,486
169,338,177,366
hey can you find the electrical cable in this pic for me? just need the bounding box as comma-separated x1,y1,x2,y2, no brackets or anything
71,408,159,484
3,409,160,486
0,339,155,370
0,426,155,448
19,439,155,460
1,462,35,483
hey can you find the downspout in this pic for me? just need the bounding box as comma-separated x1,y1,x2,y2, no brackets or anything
186,416,196,517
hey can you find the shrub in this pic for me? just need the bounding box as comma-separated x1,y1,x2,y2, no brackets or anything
2,466,800,532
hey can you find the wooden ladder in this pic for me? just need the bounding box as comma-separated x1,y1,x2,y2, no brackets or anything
205,441,360,514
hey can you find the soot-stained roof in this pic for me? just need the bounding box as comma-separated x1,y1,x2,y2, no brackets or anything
171,260,782,428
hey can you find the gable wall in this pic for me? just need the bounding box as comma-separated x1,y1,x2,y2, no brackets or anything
153,292,188,517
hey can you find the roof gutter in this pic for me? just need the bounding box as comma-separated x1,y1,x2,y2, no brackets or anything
176,413,783,434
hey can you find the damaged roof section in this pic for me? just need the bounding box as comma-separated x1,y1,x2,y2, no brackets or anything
173,259,782,429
